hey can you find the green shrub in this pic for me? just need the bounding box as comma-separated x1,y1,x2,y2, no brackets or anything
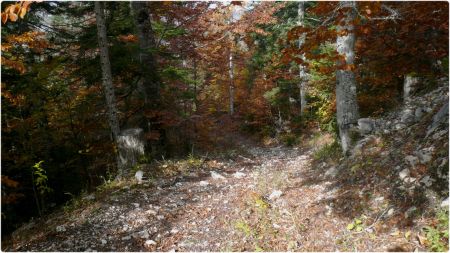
313,141,341,161
424,208,449,252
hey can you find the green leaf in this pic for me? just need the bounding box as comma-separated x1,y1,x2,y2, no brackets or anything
355,218,362,225
356,226,363,232
347,223,355,230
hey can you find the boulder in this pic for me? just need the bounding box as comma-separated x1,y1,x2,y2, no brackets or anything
405,155,419,167
399,168,410,180
358,118,374,135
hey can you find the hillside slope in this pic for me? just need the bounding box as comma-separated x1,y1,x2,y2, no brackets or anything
6,78,449,252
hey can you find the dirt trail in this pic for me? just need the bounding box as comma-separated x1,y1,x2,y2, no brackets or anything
8,143,421,251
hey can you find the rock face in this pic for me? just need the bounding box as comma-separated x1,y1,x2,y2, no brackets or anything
357,118,374,135
403,75,420,101
118,128,145,176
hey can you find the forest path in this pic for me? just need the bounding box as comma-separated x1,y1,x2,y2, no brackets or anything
11,142,411,251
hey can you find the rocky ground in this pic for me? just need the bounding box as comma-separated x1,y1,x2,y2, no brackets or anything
5,79,449,252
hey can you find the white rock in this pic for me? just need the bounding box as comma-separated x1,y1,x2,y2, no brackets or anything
199,181,209,186
233,172,246,178
325,167,338,178
132,203,140,208
135,170,144,183
121,235,131,241
386,208,395,217
157,215,164,220
56,225,66,232
399,169,410,180
83,194,95,201
170,228,179,234
101,239,107,245
441,198,449,208
268,190,283,200
211,171,225,180
144,240,157,246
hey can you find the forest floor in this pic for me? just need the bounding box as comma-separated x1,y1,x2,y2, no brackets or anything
6,138,443,252
6,78,449,252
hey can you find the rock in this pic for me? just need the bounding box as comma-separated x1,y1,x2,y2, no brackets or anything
403,75,420,101
394,123,407,130
132,203,140,208
399,169,410,180
56,225,66,232
156,215,164,220
170,228,179,234
117,128,145,176
416,147,434,164
325,166,338,178
358,118,374,135
427,101,449,136
415,107,425,121
401,108,416,124
101,239,107,245
386,208,395,217
441,198,449,208
405,206,417,218
211,171,225,180
121,235,131,241
405,155,419,167
199,181,209,186
135,170,144,183
83,194,95,201
268,190,283,200
139,230,150,239
144,240,157,247
233,171,246,178
420,175,433,187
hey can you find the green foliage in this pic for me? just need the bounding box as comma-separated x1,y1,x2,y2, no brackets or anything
313,141,341,161
263,87,280,106
32,161,52,196
424,209,449,252
346,217,364,232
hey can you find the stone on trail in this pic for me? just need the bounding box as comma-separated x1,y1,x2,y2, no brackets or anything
199,181,209,186
135,170,144,183
211,171,225,180
399,169,410,180
268,190,283,200
233,171,245,178
441,197,449,208
56,225,66,232
144,240,156,246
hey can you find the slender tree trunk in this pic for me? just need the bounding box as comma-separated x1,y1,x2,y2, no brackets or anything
335,1,359,154
228,49,235,115
95,1,124,175
193,58,198,112
298,1,308,116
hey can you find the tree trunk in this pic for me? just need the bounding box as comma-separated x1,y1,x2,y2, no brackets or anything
94,1,124,175
228,49,235,115
335,1,359,154
131,2,164,155
298,1,308,116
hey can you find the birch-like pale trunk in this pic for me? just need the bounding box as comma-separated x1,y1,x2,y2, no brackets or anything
94,2,124,175
229,49,235,115
335,1,360,154
298,1,308,116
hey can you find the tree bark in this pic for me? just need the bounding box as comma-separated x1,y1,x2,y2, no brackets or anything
335,1,359,154
298,1,308,116
95,1,124,176
228,49,235,115
131,2,165,155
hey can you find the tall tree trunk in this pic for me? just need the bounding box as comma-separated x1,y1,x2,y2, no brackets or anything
298,1,308,116
335,1,359,154
228,49,235,115
131,2,164,155
94,1,124,176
